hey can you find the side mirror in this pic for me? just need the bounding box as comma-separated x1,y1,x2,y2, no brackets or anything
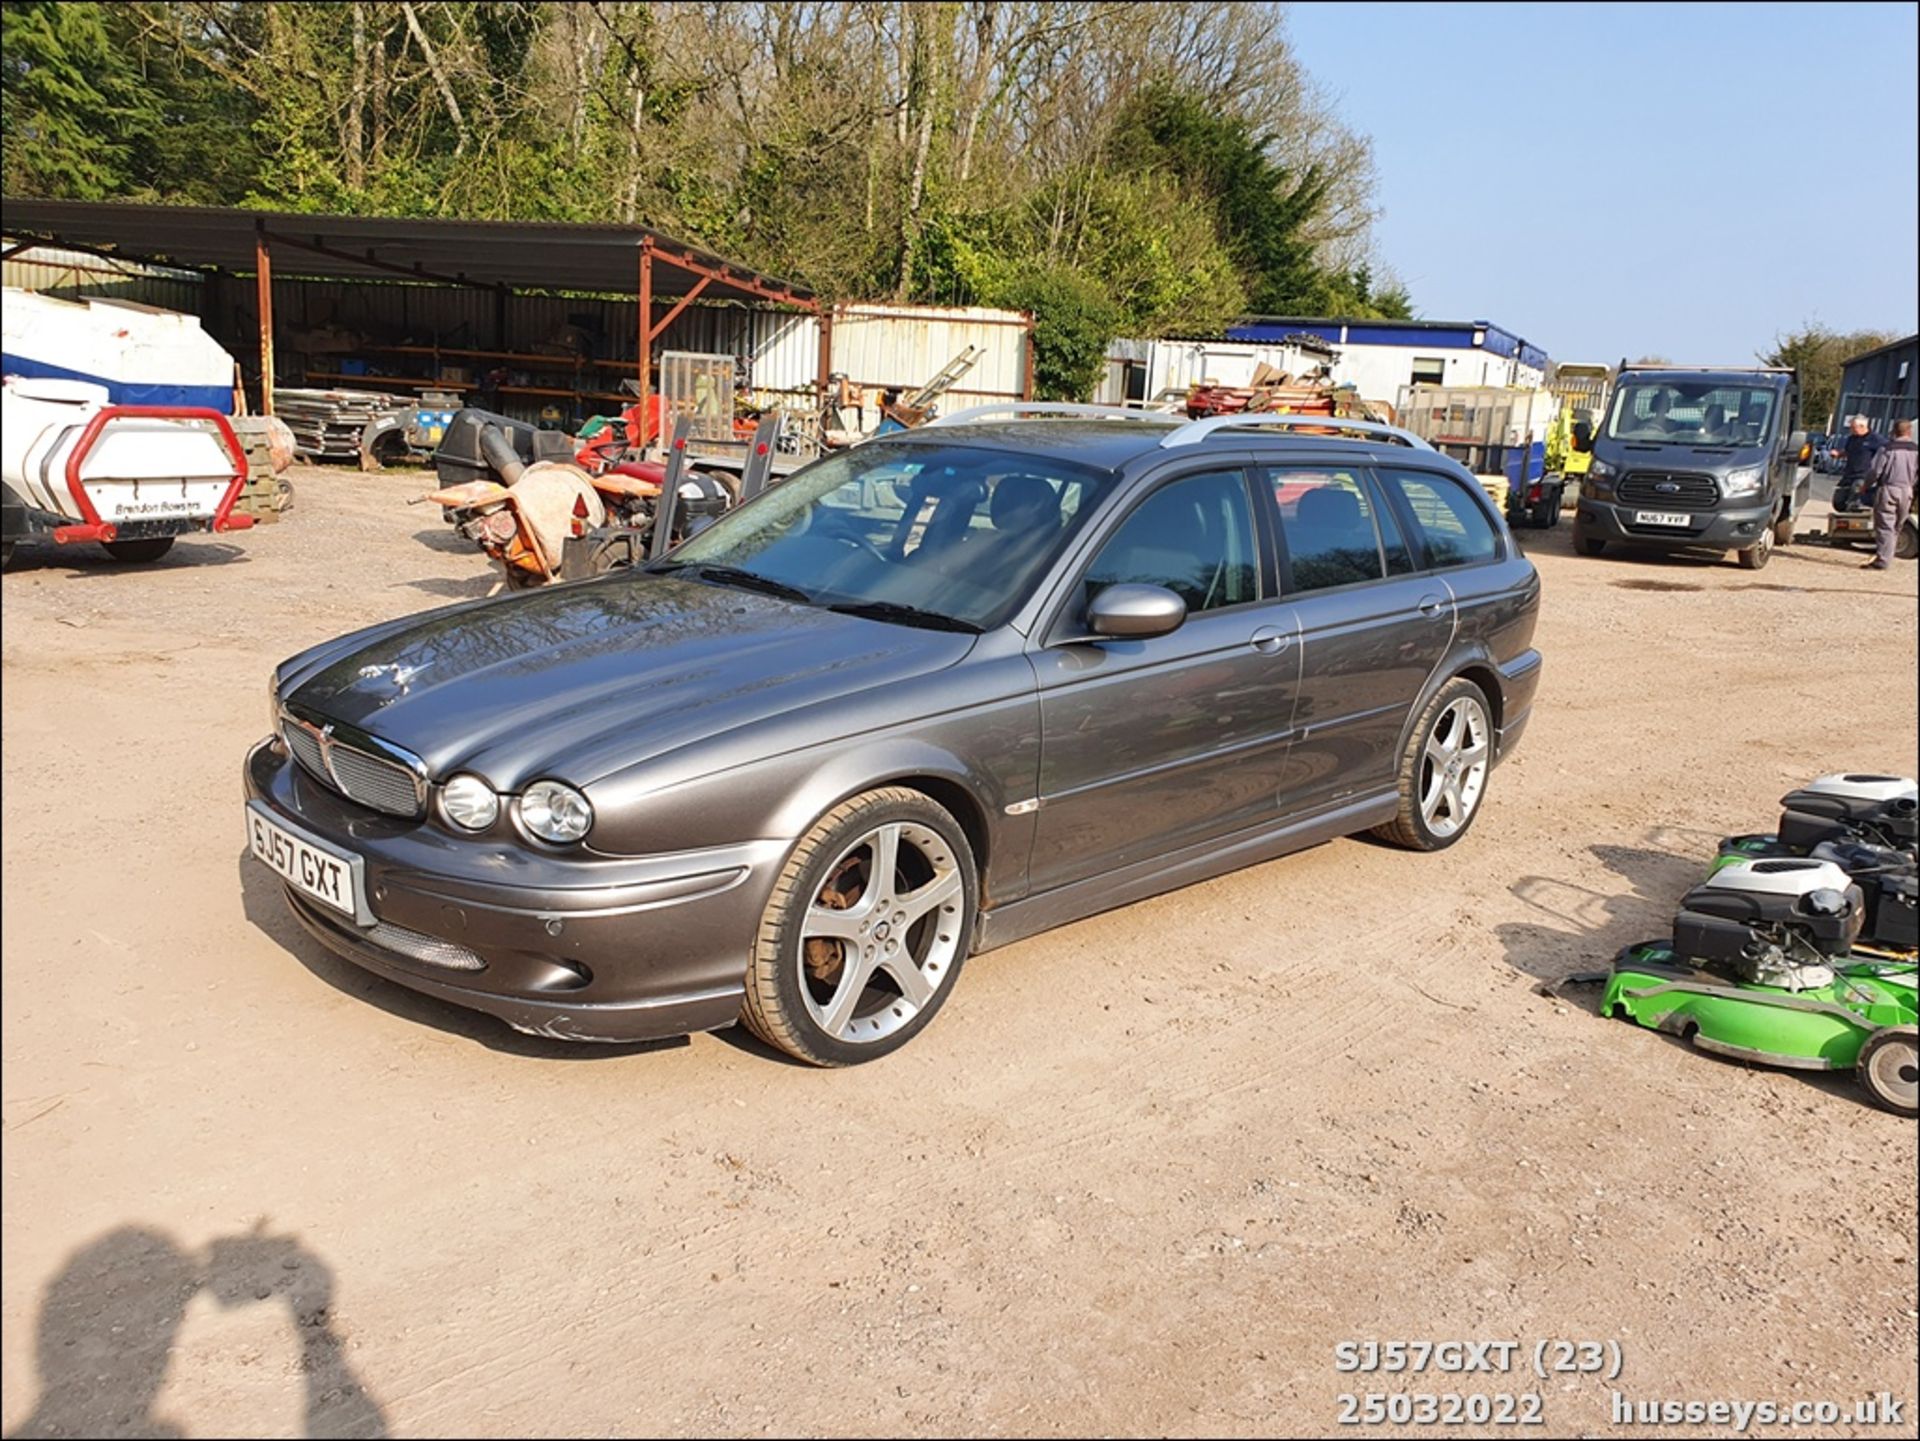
1086,583,1187,640
1786,429,1808,457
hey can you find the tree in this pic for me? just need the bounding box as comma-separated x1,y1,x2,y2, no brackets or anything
1,1,147,198
1761,324,1902,432
988,264,1121,401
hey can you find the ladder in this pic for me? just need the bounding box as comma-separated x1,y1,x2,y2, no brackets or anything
903,345,984,411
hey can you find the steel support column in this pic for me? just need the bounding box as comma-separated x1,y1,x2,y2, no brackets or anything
637,240,654,437
254,223,275,416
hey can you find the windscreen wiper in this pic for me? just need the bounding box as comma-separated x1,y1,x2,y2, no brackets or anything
824,600,983,633
653,561,814,604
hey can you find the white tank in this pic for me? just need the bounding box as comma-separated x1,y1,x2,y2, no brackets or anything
2,377,242,527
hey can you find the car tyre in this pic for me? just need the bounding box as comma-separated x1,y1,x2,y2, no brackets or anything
1574,523,1606,557
1771,511,1795,546
742,786,978,1066
1897,522,1920,562
1736,526,1773,570
101,537,175,564
1373,677,1494,852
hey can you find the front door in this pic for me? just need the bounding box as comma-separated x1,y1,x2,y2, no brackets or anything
1027,467,1301,895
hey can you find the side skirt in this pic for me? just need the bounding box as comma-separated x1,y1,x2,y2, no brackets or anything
975,790,1397,953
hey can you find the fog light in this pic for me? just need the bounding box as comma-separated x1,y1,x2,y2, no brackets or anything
442,773,500,831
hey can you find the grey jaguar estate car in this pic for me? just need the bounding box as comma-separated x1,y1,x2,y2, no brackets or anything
245,409,1542,1064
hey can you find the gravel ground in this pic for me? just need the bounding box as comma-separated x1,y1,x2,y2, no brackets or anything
3,464,1915,1438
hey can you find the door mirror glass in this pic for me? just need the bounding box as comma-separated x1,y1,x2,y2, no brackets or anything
1087,583,1187,639
1786,429,1808,457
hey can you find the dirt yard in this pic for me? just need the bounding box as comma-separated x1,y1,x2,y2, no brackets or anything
3,465,1915,1438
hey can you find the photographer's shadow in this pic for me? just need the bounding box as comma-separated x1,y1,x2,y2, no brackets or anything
7,1223,386,1439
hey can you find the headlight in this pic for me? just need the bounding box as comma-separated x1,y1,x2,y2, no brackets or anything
521,780,593,843
442,773,501,831
1722,465,1764,497
1587,457,1618,479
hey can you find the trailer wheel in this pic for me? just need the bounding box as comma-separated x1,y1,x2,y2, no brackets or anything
1858,1025,1918,1117
1771,511,1795,546
1898,521,1920,562
101,537,175,564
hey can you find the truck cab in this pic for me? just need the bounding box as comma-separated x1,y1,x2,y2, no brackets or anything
1572,366,1808,570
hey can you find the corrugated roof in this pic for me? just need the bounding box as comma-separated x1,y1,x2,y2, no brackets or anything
1840,332,1919,368
0,198,815,308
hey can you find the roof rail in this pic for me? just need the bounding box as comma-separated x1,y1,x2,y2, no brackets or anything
1159,413,1434,451
924,402,1176,428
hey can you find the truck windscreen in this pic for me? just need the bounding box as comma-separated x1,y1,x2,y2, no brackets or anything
1605,382,1777,447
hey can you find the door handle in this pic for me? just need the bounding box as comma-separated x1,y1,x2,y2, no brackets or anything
1418,595,1448,617
1249,626,1292,655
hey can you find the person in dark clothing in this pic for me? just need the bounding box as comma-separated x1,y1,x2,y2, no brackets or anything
1862,418,1915,570
1835,415,1885,511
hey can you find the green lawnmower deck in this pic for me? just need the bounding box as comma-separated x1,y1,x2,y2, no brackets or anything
1604,942,1917,1114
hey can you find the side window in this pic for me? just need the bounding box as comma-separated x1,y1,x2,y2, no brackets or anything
1084,469,1259,614
1379,468,1501,569
1267,467,1386,593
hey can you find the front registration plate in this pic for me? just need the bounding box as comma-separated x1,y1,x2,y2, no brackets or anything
1634,510,1690,528
246,803,364,921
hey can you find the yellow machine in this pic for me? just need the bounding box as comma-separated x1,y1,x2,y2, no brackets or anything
1545,363,1609,482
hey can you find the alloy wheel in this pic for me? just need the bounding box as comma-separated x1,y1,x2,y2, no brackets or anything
1419,696,1490,840
797,820,966,1044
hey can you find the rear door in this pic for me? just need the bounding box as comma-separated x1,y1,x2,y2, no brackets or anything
1026,465,1301,894
1263,462,1455,815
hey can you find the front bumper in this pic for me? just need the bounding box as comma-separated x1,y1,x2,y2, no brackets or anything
245,737,786,1042
1577,497,1772,550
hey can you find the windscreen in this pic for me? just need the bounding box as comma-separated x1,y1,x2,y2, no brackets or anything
656,441,1116,630
1605,381,1777,447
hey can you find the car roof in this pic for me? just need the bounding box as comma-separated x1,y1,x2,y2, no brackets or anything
1618,369,1791,388
875,418,1456,472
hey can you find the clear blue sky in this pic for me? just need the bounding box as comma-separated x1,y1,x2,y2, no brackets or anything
1286,1,1920,364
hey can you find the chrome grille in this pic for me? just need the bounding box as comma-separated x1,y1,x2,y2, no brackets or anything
326,746,425,816
280,712,426,818
284,723,328,782
1618,471,1719,509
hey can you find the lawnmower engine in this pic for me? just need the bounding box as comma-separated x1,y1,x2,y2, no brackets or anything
1718,775,1918,953
1777,774,1917,854
1673,858,1864,989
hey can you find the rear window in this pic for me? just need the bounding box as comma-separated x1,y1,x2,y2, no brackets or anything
1378,469,1500,569
1268,467,1389,592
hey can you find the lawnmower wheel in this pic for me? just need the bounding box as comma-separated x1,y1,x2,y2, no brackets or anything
1857,1025,1918,1117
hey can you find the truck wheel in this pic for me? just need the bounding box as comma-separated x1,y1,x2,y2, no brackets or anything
1771,512,1794,546
1857,1025,1917,1116
1573,521,1605,557
101,537,175,564
1736,527,1773,570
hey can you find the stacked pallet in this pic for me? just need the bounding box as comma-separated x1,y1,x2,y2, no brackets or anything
272,388,407,461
